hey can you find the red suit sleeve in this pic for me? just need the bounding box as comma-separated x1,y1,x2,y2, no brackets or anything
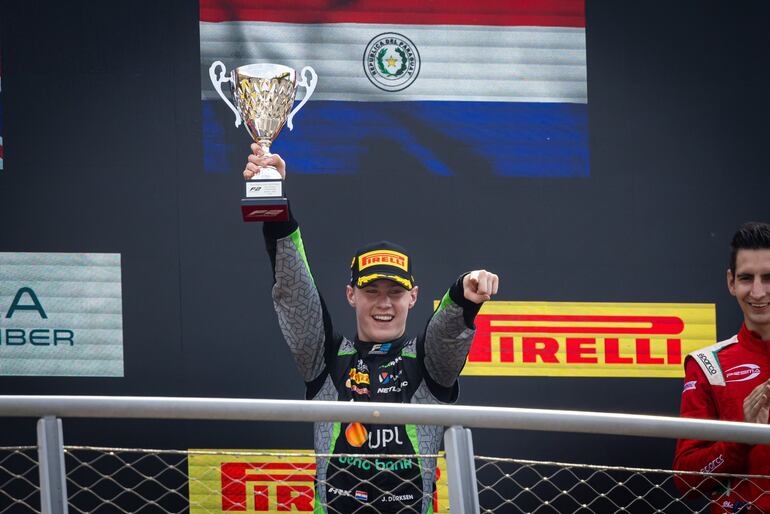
673,358,751,497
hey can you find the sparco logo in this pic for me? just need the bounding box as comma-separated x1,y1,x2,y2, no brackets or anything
697,353,718,375
725,364,761,383
700,454,724,474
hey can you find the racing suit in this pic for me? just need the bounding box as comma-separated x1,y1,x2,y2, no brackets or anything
674,324,770,513
263,211,480,514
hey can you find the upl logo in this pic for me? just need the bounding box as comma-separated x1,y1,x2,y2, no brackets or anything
0,287,74,346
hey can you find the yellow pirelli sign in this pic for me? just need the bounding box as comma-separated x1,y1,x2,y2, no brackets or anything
359,250,408,272
187,449,449,513
457,301,716,378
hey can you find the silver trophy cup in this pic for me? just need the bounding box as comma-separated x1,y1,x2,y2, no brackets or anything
209,62,317,222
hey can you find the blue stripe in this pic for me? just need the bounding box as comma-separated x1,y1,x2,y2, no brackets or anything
202,100,589,177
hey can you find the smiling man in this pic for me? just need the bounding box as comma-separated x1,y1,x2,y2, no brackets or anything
674,221,770,513
247,145,498,514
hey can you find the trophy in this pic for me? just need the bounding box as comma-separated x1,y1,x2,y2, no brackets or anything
209,62,317,222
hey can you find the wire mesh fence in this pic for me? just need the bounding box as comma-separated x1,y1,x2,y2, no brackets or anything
65,446,190,513
3,444,770,513
0,446,40,513
64,448,449,514
475,455,770,514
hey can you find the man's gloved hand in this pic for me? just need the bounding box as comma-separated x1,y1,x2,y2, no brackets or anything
243,143,286,179
463,270,499,304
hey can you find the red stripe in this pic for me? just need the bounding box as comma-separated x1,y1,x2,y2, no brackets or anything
235,474,314,482
475,314,685,335
223,462,316,470
200,0,584,27
250,463,315,470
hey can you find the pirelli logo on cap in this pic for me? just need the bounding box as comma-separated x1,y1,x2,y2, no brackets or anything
358,250,408,272
454,301,716,378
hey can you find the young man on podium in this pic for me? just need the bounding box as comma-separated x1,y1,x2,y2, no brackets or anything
246,144,499,513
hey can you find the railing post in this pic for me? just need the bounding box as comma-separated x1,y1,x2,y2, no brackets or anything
444,425,480,514
37,416,69,514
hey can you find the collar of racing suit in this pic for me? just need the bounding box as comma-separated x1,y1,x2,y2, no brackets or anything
353,333,409,357
738,323,770,355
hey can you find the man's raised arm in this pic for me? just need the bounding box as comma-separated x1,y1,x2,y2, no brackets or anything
424,270,499,388
249,144,329,383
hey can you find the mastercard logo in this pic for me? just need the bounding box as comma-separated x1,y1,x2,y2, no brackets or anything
345,422,368,448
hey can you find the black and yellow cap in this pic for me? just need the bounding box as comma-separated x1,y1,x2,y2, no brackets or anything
350,241,415,290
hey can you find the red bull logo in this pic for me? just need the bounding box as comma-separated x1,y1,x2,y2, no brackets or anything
348,369,370,384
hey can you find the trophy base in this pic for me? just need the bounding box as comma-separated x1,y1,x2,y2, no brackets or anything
241,198,289,222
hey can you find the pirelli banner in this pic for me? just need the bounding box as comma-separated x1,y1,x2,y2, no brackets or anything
187,450,449,513
461,301,716,378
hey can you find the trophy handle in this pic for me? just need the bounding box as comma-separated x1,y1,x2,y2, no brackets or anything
208,60,242,127
286,66,318,131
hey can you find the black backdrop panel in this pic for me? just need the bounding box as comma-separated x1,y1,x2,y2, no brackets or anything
0,0,769,472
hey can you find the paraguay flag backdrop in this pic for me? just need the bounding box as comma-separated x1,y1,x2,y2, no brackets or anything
199,1,587,177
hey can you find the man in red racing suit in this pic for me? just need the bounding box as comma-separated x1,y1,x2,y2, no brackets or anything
674,222,770,513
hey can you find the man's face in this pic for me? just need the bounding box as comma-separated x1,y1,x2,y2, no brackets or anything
728,248,770,339
346,279,419,343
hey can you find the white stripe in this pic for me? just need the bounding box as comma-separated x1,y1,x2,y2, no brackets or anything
0,281,121,298
0,313,122,329
0,252,119,266
200,21,586,103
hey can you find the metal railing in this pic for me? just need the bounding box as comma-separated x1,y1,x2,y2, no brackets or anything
0,396,769,514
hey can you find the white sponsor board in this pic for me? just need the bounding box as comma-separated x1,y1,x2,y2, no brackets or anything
0,252,124,376
245,180,282,198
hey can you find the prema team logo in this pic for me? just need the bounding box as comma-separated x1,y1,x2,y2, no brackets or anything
725,364,761,383
363,33,421,92
455,301,716,378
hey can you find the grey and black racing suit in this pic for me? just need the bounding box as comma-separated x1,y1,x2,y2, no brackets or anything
264,210,480,514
